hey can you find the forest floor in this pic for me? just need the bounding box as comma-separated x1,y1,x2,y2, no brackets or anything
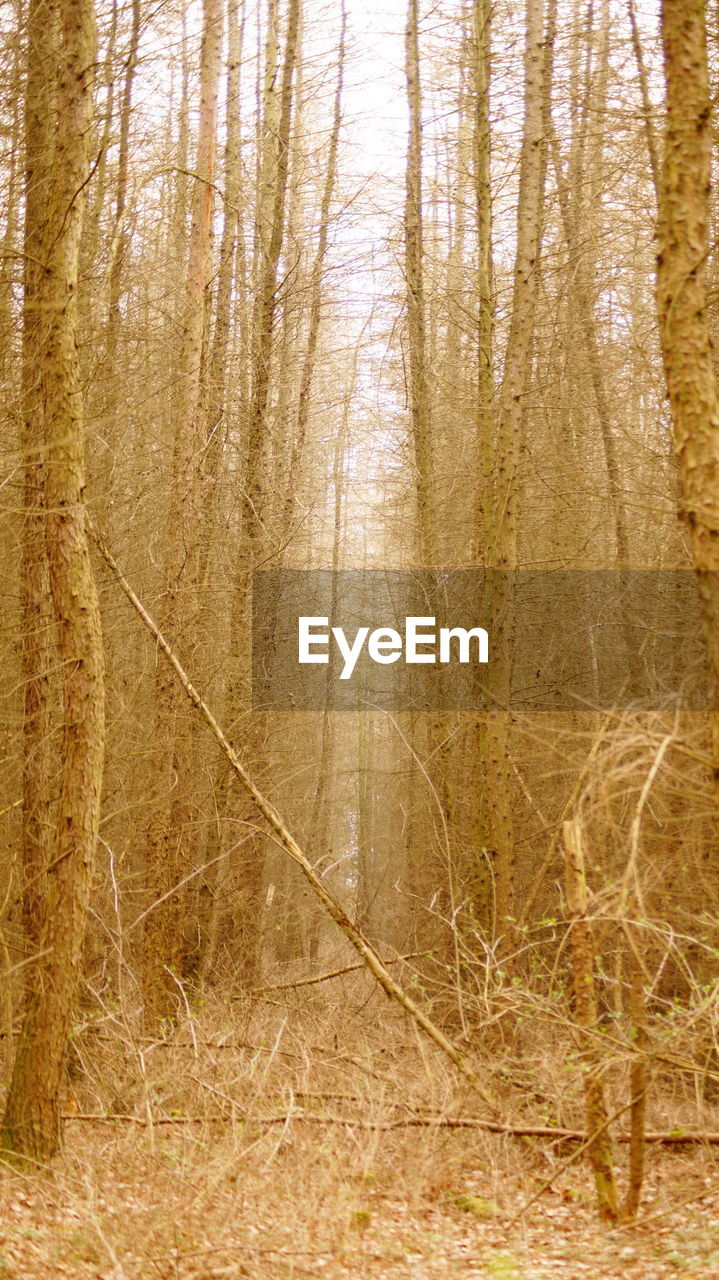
0,976,717,1280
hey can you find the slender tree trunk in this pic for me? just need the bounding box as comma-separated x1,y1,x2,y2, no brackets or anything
82,0,118,278
623,916,647,1219
405,0,435,567
0,0,23,388
627,0,660,199
563,821,619,1222
403,0,458,967
486,0,548,932
19,0,57,951
245,0,301,559
2,0,105,1161
105,0,141,378
143,0,221,1024
215,0,301,989
282,0,345,540
472,0,494,561
548,0,630,567
200,0,246,584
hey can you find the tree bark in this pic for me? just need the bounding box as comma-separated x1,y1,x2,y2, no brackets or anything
656,0,719,786
19,0,57,951
2,0,105,1162
143,0,222,1025
486,0,549,932
213,0,301,990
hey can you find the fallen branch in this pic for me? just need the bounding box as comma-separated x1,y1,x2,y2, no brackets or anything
61,1112,719,1143
245,951,428,994
90,526,497,1113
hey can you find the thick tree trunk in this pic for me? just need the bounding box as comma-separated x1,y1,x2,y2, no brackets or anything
2,0,105,1162
656,0,719,782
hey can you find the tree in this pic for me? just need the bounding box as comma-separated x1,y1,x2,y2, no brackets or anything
18,0,56,952
142,0,222,1024
2,0,105,1161
656,0,719,765
484,0,549,931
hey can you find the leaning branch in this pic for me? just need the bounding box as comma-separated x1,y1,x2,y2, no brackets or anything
90,525,497,1113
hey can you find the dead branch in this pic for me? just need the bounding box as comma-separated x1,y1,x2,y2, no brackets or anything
61,1113,719,1143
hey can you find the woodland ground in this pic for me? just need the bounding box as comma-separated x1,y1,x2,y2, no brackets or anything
0,970,717,1280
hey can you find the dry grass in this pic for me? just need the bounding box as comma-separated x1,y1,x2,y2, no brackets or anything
0,968,717,1280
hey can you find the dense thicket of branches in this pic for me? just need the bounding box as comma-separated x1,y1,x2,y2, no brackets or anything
0,0,717,1216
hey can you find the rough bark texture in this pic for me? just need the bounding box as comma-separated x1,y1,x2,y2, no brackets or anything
2,0,105,1162
19,0,57,951
656,0,719,779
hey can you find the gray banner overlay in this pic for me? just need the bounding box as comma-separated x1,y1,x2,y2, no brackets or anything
251,570,711,711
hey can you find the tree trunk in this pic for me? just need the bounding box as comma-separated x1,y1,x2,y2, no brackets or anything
2,0,105,1162
656,0,719,785
143,0,222,1025
282,0,345,541
472,0,494,561
405,0,435,567
486,0,548,932
563,820,619,1222
207,0,302,990
19,0,57,952
200,0,246,586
